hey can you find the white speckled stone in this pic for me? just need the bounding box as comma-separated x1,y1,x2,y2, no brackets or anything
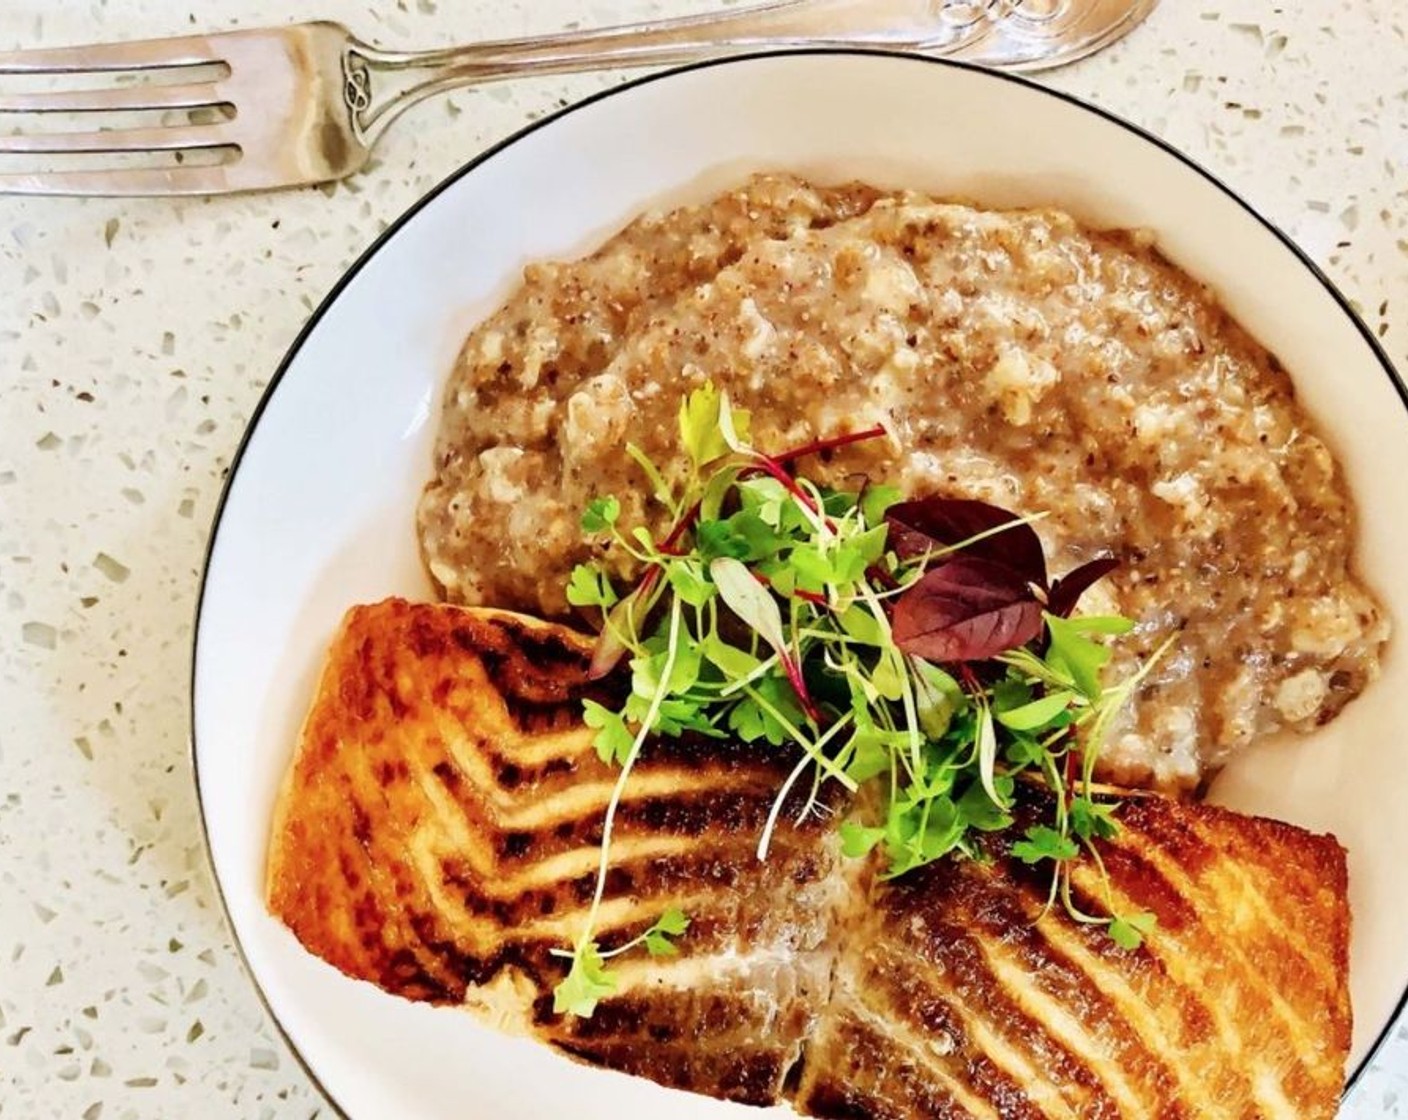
1,2,1404,1117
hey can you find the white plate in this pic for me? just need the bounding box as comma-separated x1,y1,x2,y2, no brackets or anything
192,51,1408,1119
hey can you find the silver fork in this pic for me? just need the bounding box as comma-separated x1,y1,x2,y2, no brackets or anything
0,0,1157,197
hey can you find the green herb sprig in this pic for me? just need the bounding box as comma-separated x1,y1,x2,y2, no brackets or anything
552,383,1169,1016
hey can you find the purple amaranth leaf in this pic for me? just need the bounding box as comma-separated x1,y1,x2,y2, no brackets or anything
886,497,1047,587
891,556,1045,663
1048,556,1120,618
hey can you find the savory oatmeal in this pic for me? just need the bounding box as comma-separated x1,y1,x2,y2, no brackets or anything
417,174,1388,790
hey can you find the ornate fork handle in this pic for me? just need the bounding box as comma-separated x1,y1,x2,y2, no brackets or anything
344,0,1046,143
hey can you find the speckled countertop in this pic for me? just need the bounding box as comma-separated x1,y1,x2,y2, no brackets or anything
1,1,1405,1117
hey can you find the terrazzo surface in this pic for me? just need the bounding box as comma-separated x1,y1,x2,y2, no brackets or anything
1,1,1405,1117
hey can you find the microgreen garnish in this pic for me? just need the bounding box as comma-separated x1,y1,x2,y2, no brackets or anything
552,383,1171,1016
551,907,691,1017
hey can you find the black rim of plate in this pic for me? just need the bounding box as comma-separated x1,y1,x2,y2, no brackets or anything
189,47,1408,1119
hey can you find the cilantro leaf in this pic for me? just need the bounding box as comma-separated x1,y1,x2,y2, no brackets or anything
843,726,893,784
653,906,690,937
820,488,857,517
956,779,1015,833
728,511,784,561
1108,910,1156,951
668,640,703,694
696,518,751,562
660,700,711,734
631,639,702,702
643,907,691,957
851,523,891,567
1002,734,1047,766
919,796,964,861
697,509,783,564
679,382,750,468
880,804,925,878
1070,796,1120,841
631,696,723,738
991,675,1033,713
553,942,617,1018
566,563,619,609
737,476,788,525
916,749,959,799
582,700,634,766
1011,825,1080,865
580,496,621,534
727,696,770,743
828,540,871,585
840,821,886,858
790,545,832,592
643,934,680,958
726,678,808,746
666,561,713,607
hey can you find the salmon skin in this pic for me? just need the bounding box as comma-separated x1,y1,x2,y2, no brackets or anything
266,597,844,1105
797,793,1351,1120
266,598,1351,1118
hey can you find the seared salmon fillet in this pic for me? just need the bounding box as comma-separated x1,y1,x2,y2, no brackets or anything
266,597,845,1106
797,795,1351,1120
267,598,1352,1118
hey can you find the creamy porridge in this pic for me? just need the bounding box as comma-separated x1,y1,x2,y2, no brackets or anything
417,174,1388,790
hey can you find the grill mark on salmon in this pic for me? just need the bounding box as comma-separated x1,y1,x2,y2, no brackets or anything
1166,808,1344,999
1072,866,1324,1112
267,599,1353,1118
1070,807,1346,1107
856,967,1059,1120
864,934,1128,1118
433,724,820,836
334,722,467,1001
987,917,1204,1115
881,847,1209,1114
830,858,1202,1120
803,1015,998,1120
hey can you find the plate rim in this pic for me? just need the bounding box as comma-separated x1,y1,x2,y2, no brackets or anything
189,47,1408,1119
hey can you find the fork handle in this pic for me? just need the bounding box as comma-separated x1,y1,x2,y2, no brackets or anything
350,0,979,142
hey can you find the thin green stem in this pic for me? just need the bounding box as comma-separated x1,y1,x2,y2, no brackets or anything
576,597,684,954
741,684,857,792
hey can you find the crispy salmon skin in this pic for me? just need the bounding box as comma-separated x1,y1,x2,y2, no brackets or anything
267,598,1351,1118
798,794,1351,1120
266,597,846,1105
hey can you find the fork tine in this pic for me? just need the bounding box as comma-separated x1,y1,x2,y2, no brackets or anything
0,33,220,74
0,83,226,114
0,123,232,154
0,164,235,197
